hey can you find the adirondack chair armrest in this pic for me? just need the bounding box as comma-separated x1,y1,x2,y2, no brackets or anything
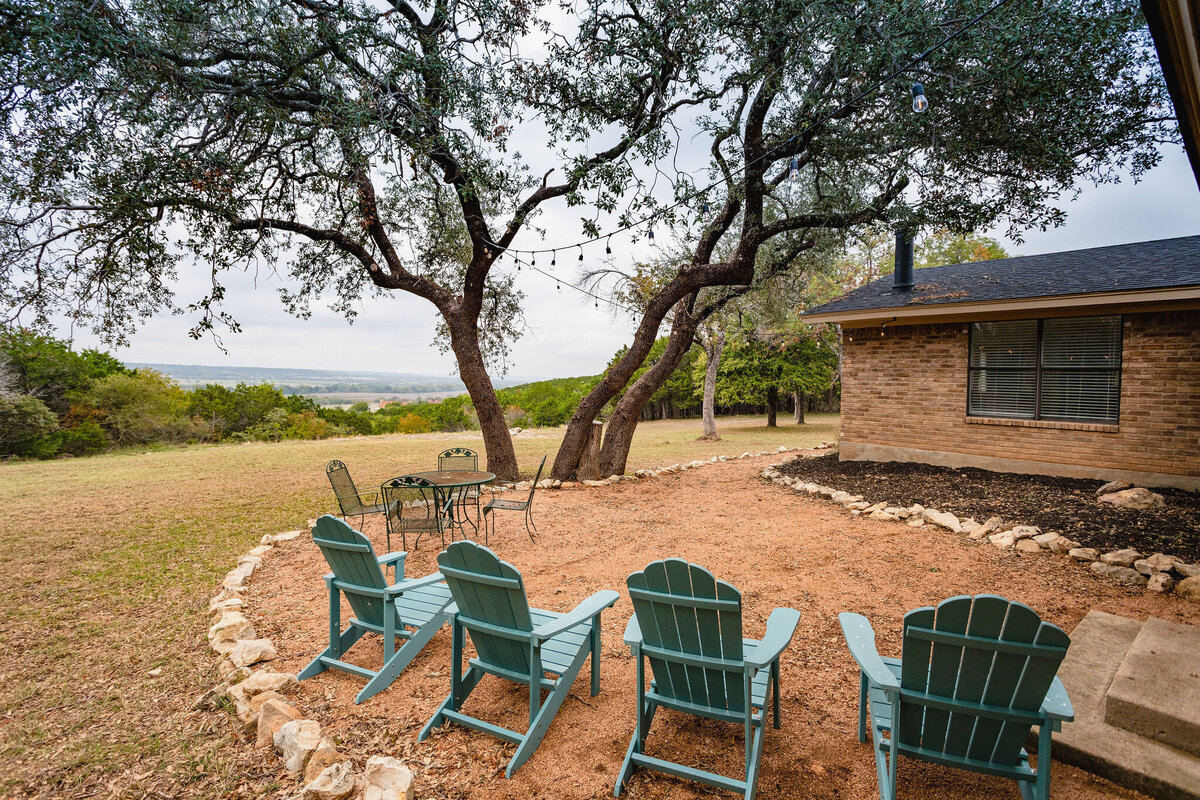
623,614,643,648
839,613,900,691
377,550,407,570
745,607,802,669
385,571,445,595
531,590,619,642
1040,675,1074,722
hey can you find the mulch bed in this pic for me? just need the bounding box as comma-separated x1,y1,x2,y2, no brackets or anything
780,453,1200,562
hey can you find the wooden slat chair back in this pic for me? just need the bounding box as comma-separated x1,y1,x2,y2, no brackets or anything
298,515,452,703
617,559,801,800
898,596,1069,766
627,559,745,713
839,594,1074,800
437,536,534,677
420,540,618,778
380,475,452,551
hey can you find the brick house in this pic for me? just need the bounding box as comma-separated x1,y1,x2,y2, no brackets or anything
803,235,1200,491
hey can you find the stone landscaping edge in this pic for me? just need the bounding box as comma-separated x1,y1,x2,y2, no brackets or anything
195,445,819,798
758,455,1200,604
199,529,417,800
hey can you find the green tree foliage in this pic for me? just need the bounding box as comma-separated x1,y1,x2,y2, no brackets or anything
85,370,192,447
917,230,1010,268
496,377,602,428
0,393,59,457
0,329,125,414
716,337,837,410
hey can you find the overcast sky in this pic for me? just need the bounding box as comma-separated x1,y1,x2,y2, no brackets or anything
68,138,1200,383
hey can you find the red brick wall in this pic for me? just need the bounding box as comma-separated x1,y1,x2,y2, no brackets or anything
838,310,1200,488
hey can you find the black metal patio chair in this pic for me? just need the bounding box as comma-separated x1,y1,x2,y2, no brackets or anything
438,447,483,530
326,460,388,530
482,454,545,545
380,475,455,551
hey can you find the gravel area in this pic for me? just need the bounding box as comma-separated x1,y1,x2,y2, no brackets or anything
248,455,1198,800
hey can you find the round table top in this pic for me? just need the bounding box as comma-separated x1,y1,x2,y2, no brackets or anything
408,469,495,487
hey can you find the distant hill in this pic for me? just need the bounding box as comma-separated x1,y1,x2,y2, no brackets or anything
129,363,531,397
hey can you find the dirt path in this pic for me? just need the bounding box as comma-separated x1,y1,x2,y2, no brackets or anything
250,453,1199,800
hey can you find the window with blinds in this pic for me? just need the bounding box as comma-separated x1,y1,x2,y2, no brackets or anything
967,316,1122,423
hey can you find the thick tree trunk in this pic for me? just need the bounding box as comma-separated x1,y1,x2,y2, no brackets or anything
598,308,701,477
794,390,805,424
700,324,724,440
447,314,519,480
577,421,604,481
766,386,778,427
550,259,755,481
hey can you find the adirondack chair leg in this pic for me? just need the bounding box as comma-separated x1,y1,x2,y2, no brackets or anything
482,507,492,547
1026,723,1053,800
355,610,445,704
858,671,869,743
589,615,603,696
528,643,543,723
507,642,590,778
300,578,365,681
771,660,782,729
744,723,766,800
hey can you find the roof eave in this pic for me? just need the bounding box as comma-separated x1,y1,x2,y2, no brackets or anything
802,285,1200,326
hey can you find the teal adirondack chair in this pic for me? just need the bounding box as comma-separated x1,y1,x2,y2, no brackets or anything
298,515,453,704
418,540,618,777
615,559,801,800
839,595,1074,800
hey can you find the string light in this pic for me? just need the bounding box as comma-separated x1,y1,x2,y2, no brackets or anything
481,0,1010,260
789,156,800,183
550,252,556,267
911,82,929,113
605,236,612,255
701,201,712,224
577,245,584,263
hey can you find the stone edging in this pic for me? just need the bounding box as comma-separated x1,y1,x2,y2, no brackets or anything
197,528,416,800
493,442,836,493
759,456,1200,604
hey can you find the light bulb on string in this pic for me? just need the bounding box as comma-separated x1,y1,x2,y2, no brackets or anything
789,156,800,183
911,82,928,113
701,202,712,224
605,236,612,256
550,252,556,268
647,226,655,242
577,245,584,264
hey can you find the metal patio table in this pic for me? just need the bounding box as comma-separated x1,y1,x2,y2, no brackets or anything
408,470,495,539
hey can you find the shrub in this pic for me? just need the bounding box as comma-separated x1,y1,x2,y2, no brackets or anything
393,413,431,434
86,370,190,446
61,419,110,455
0,394,61,457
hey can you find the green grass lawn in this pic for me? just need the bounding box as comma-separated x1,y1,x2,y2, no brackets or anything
0,413,837,798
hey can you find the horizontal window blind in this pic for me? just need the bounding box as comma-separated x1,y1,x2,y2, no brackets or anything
967,315,1121,424
1039,316,1121,422
968,320,1037,418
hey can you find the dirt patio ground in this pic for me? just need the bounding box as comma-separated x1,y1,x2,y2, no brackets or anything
248,453,1200,800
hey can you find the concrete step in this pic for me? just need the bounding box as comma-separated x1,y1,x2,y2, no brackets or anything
1053,610,1200,800
1105,616,1200,758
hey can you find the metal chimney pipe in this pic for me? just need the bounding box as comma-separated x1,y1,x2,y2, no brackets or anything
893,229,914,291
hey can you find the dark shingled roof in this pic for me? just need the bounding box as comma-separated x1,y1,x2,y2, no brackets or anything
806,235,1200,317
